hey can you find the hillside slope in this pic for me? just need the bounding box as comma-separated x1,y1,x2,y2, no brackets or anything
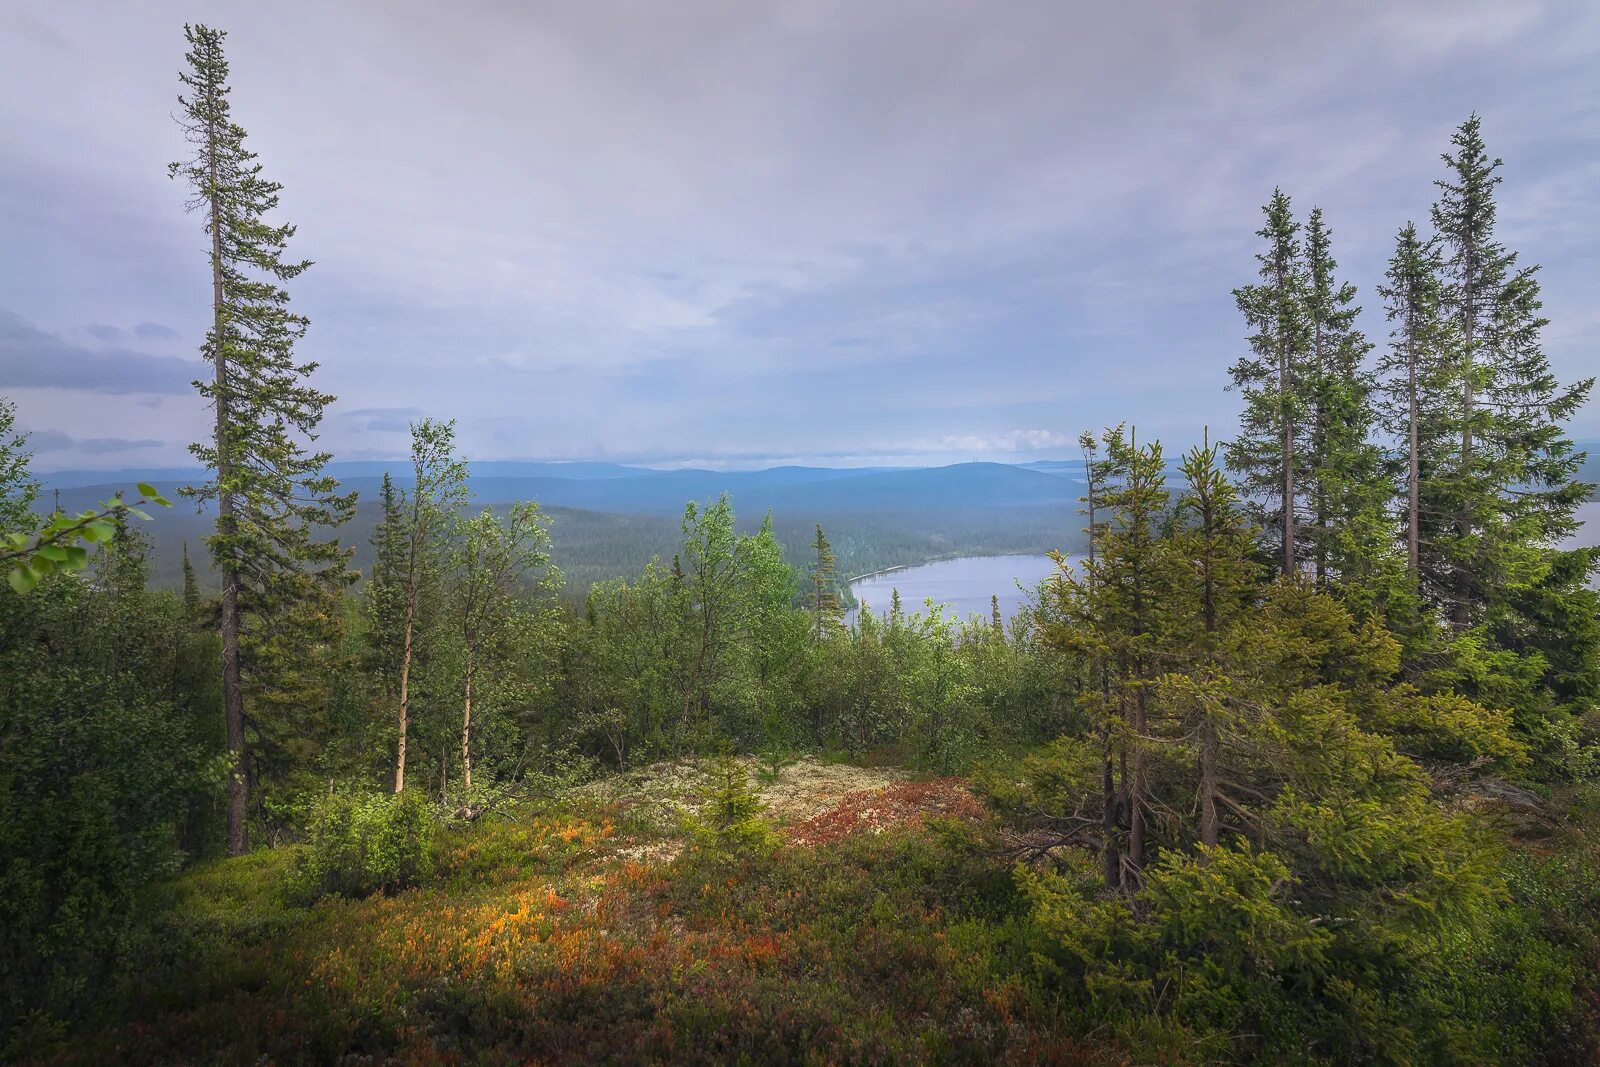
44,761,1112,1065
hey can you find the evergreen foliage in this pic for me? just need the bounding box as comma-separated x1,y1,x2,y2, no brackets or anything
1425,115,1594,629
170,23,354,852
686,755,778,859
1227,189,1310,575
807,523,843,637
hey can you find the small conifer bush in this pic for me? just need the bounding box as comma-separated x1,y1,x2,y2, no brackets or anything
687,756,778,858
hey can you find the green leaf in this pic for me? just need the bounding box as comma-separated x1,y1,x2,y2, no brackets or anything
7,566,37,595
35,545,69,562
83,521,116,543
137,482,160,499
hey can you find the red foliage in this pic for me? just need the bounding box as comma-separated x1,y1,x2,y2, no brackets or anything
786,778,985,847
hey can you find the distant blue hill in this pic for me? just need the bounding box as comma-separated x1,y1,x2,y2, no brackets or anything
34,460,1090,593
356,462,1079,515
1018,460,1085,476
36,459,655,489
39,460,1081,516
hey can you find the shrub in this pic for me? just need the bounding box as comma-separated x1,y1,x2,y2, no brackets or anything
685,756,777,859
295,789,436,900
1457,829,1600,1063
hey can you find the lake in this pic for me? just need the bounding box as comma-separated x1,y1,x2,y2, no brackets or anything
1564,499,1600,587
847,500,1600,624
847,554,1071,625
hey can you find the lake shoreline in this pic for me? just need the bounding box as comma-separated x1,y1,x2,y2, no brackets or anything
846,549,1063,585
846,552,1073,624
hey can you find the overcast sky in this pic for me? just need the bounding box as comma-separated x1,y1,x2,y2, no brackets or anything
2,0,1596,471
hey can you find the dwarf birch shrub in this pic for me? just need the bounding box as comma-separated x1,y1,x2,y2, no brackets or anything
296,789,436,900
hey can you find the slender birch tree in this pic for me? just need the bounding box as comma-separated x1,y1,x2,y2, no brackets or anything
451,502,556,791
392,418,467,792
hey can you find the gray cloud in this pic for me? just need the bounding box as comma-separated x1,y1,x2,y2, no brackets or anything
339,406,426,433
78,436,164,454
133,321,180,341
0,1,1595,466
0,309,198,395
26,429,74,453
20,428,164,456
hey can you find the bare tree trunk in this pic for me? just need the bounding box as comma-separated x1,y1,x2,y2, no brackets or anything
460,643,474,793
221,573,246,855
1453,275,1475,629
394,584,416,792
1198,717,1220,853
1407,332,1421,573
1101,726,1120,889
1129,688,1146,872
1085,445,1121,889
1313,320,1326,584
1282,352,1296,578
1198,492,1221,859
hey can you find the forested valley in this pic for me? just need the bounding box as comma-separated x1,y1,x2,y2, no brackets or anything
2,23,1598,1067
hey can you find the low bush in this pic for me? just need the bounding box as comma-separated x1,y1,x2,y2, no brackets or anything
294,789,436,901
684,755,778,859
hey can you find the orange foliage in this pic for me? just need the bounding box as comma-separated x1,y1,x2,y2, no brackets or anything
786,777,985,847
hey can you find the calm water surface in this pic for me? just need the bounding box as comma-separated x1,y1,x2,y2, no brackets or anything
1564,499,1600,588
847,554,1074,625
848,500,1600,622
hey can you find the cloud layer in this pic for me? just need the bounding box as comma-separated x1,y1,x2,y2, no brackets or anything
0,310,197,395
1,0,1595,469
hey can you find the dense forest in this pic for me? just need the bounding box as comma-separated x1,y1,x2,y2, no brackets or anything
2,23,1597,1066
27,493,1082,604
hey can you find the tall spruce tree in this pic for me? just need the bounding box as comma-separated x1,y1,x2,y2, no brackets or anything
1162,436,1257,853
1078,429,1115,583
181,541,202,621
808,524,842,639
1376,223,1454,589
1300,207,1387,586
1429,115,1594,627
1227,189,1311,576
170,23,354,854
1075,426,1118,884
1047,426,1171,888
